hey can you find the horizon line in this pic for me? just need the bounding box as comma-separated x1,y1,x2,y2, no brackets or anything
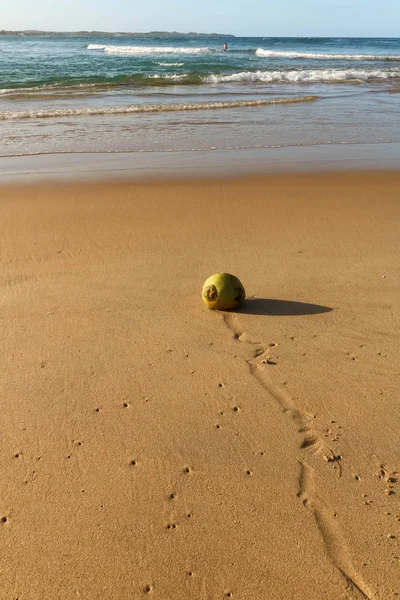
1,30,399,39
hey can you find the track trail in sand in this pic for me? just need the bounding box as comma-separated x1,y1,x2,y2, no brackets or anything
222,312,377,600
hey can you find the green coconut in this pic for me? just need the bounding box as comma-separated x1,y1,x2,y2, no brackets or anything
202,273,245,310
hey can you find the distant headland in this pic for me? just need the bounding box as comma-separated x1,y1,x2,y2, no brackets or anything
0,30,236,38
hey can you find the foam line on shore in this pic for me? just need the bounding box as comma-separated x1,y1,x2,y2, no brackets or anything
0,96,318,120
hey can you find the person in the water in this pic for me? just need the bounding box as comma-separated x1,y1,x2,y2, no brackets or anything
223,42,228,51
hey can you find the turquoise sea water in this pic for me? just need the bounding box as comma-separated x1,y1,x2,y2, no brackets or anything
0,35,400,159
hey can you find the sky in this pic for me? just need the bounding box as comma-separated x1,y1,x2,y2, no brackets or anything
1,0,399,37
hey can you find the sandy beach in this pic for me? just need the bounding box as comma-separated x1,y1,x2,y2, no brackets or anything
1,171,400,599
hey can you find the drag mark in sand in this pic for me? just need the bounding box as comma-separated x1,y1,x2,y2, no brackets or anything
222,313,377,600
297,463,375,600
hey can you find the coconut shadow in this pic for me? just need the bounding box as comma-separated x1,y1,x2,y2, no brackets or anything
232,298,333,316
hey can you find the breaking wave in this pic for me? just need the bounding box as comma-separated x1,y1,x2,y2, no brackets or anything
1,68,399,96
255,48,400,61
204,69,400,83
87,44,213,54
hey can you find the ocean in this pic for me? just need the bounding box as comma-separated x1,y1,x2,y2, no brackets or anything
1,35,400,167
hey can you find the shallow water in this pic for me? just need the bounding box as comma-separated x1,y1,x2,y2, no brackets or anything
0,35,399,160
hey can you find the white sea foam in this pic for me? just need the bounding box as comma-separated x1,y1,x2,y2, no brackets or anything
204,69,400,84
87,44,212,54
255,49,400,61
0,97,318,120
0,83,103,96
146,74,189,80
156,62,185,67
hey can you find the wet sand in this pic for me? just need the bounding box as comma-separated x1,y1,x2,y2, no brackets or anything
1,142,400,184
1,171,400,599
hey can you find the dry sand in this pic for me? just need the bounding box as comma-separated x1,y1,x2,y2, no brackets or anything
1,171,400,599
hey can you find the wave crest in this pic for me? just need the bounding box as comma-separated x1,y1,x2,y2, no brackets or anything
204,69,400,83
255,48,400,61
87,44,212,54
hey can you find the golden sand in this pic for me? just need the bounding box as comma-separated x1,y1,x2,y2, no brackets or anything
1,172,400,599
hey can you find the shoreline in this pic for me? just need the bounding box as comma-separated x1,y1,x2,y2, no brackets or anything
1,141,400,184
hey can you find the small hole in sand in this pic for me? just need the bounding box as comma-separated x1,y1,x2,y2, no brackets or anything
184,467,190,474
233,406,239,412
216,424,221,429
143,584,152,593
187,513,192,518
130,460,137,466
169,493,175,500
218,383,223,388
188,571,194,577
14,454,20,458
1,517,7,524
123,403,129,408
246,470,252,476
